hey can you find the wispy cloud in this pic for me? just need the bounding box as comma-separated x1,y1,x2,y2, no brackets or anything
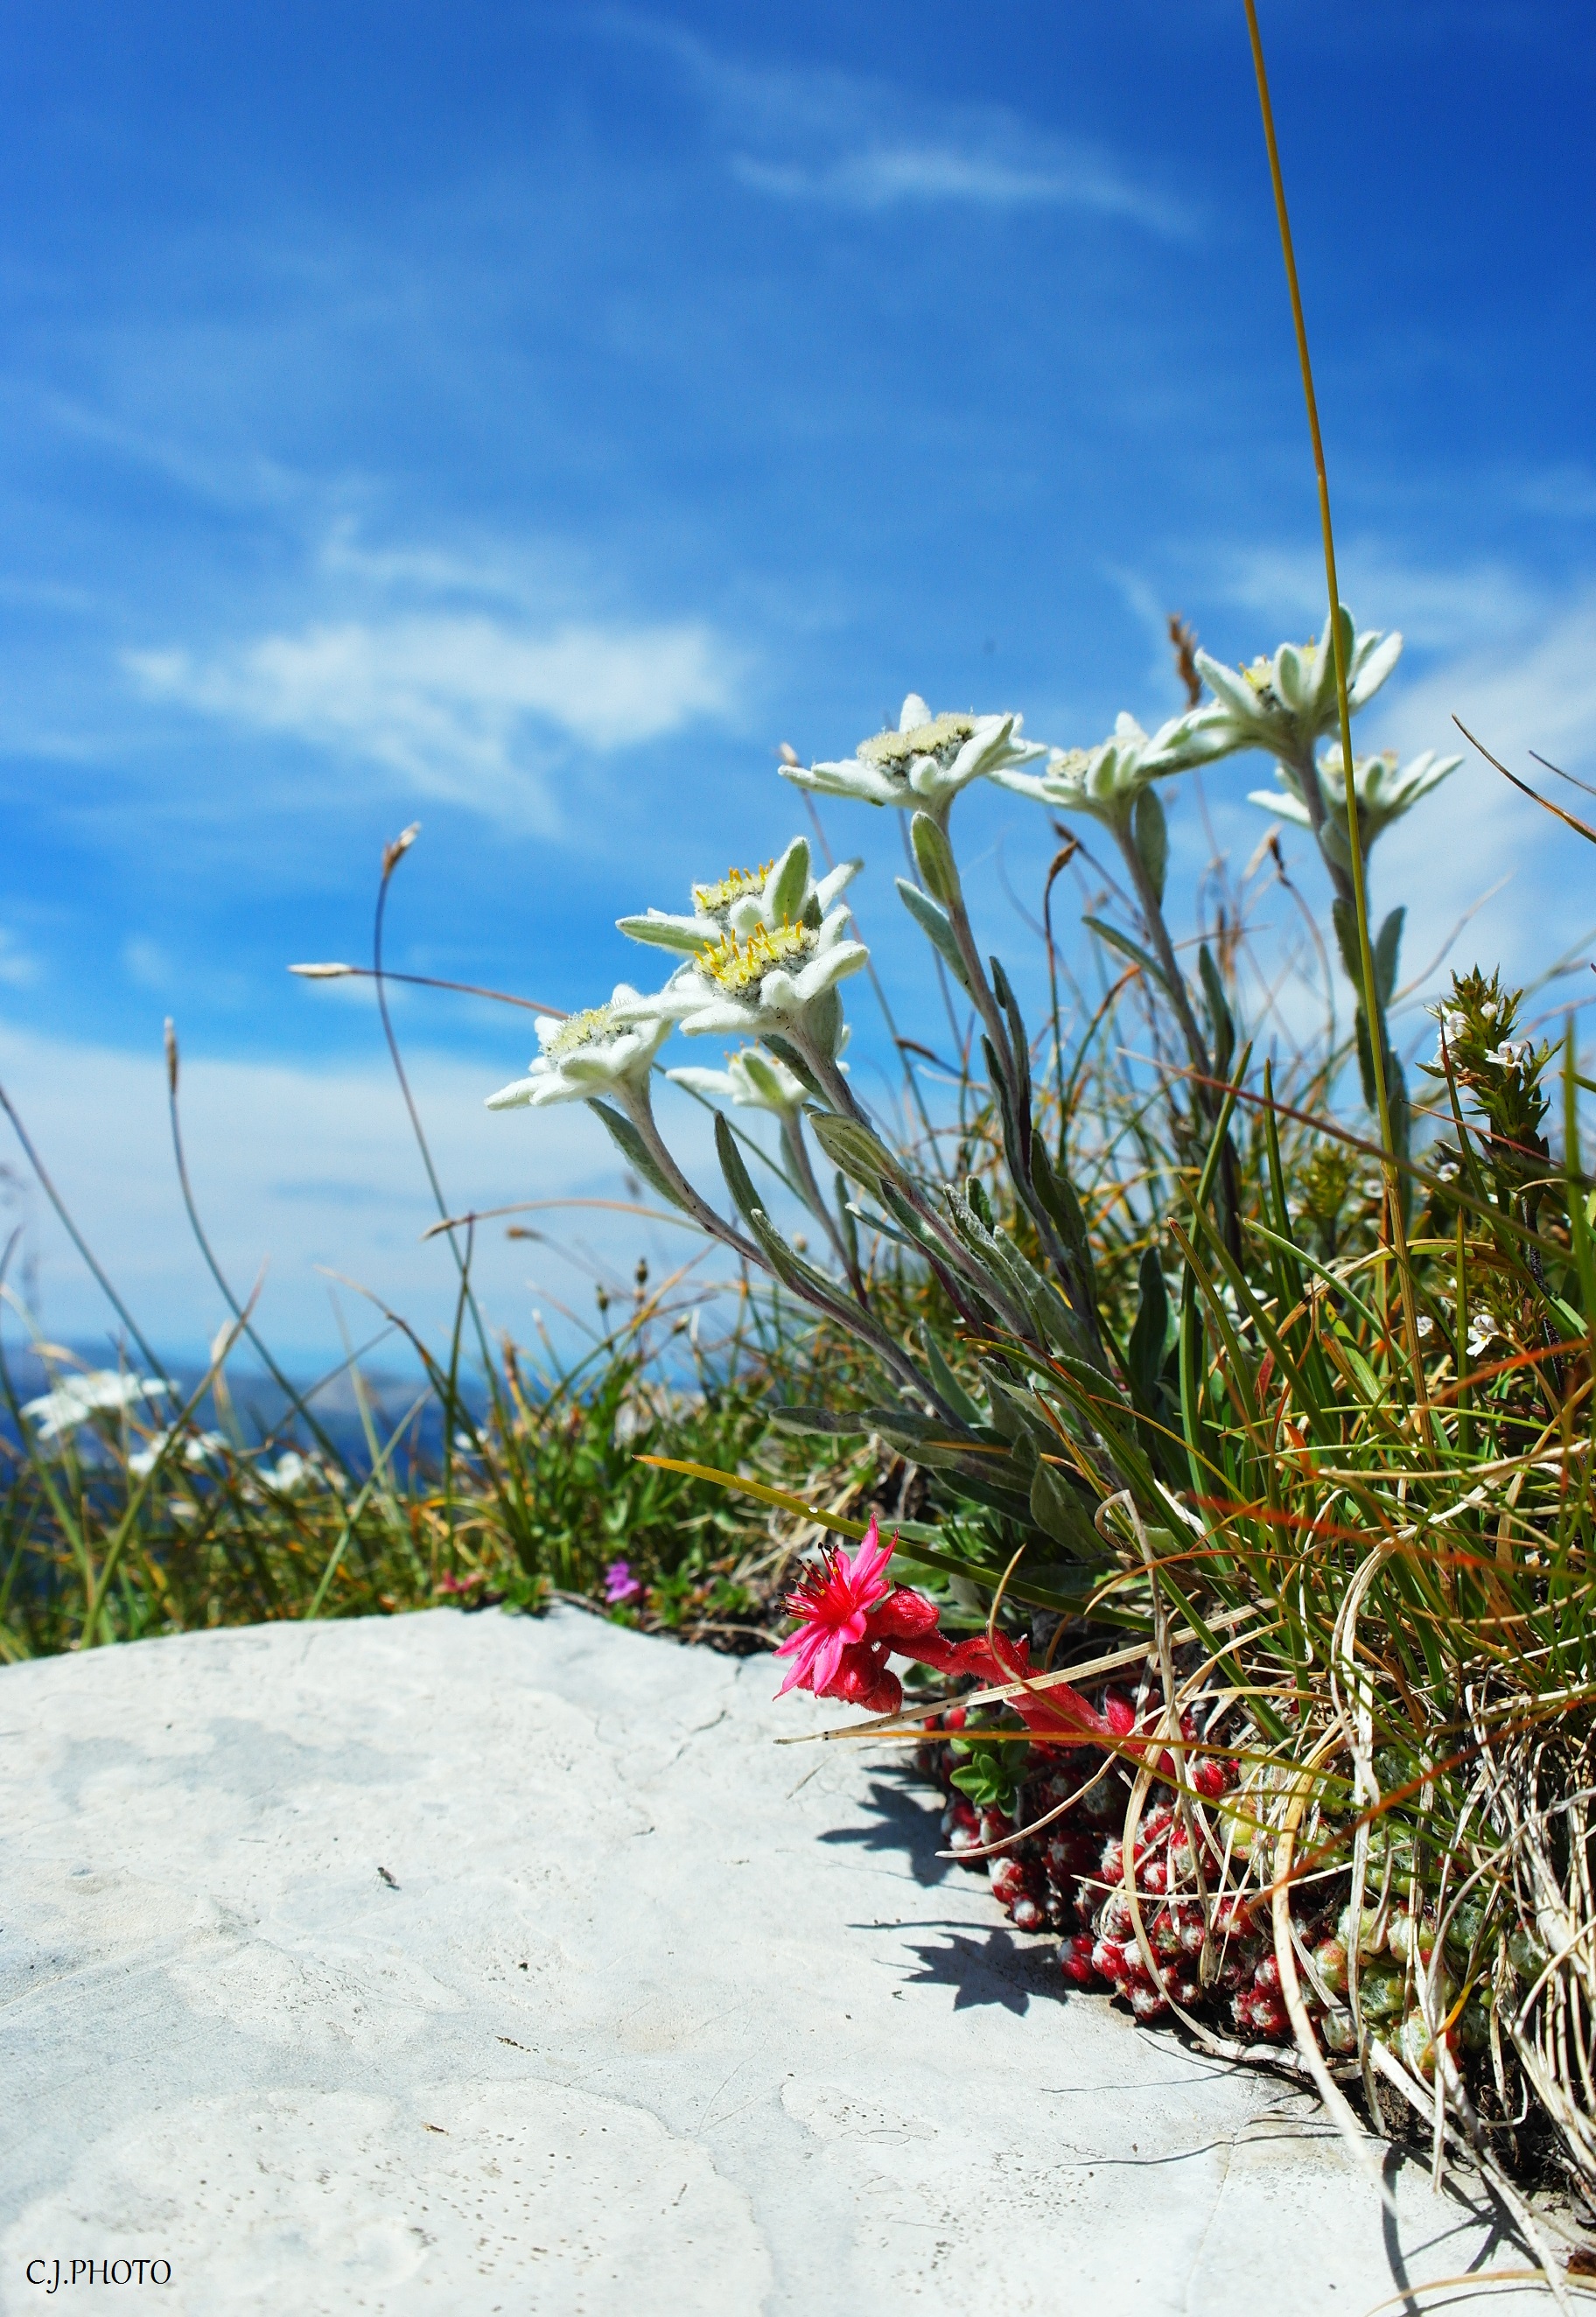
0,1018,730,1362
1379,591,1596,774
122,937,172,990
1211,542,1547,656
0,928,39,989
598,13,1196,237
729,145,1185,228
123,606,739,830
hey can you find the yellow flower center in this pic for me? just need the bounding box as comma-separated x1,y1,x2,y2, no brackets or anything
858,711,976,768
697,920,814,995
547,1004,620,1057
691,860,774,914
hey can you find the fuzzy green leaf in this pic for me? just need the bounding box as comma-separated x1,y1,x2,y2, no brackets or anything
1133,785,1169,906
895,878,971,990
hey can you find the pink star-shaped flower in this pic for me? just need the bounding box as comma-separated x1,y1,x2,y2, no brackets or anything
774,1514,895,1698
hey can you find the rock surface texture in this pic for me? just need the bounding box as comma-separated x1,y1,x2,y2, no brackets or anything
0,1608,1552,2314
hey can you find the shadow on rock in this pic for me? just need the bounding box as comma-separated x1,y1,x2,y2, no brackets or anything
816,1774,948,1886
894,1925,1066,2016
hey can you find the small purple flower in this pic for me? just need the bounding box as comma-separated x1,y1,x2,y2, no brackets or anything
603,1558,642,1606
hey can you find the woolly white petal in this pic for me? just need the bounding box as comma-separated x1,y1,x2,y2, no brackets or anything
486,1077,539,1110
1347,628,1403,709
781,758,900,808
1192,656,1264,725
680,998,758,1038
615,911,718,954
790,940,869,1005
815,857,863,912
899,692,932,732
666,1067,737,1100
984,766,1054,802
1247,788,1312,827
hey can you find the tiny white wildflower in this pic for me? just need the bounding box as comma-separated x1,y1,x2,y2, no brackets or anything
128,1428,228,1478
23,1370,167,1442
260,1449,345,1494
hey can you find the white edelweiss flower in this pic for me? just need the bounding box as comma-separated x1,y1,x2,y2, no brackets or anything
780,693,1046,814
486,985,674,1111
616,836,861,956
1250,746,1462,872
1192,609,1403,769
987,709,1229,826
668,1046,809,1116
651,906,867,1049
23,1370,167,1441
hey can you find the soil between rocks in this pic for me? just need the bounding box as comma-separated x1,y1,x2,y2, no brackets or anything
0,1607,1558,2314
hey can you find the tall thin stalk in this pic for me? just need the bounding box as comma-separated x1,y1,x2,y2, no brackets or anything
1241,0,1430,1424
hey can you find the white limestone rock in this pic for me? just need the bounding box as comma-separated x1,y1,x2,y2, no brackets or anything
0,1608,1551,2313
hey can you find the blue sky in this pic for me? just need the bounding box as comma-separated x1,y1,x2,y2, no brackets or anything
1,0,1593,1363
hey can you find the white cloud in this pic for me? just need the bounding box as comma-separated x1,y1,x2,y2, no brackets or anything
1516,464,1596,522
730,146,1186,229
599,12,1194,237
0,1021,736,1366
0,930,40,989
122,612,738,830
1211,542,1546,656
1376,591,1596,776
122,937,172,990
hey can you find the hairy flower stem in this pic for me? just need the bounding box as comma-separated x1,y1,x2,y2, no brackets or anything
624,1092,762,1264
780,1113,864,1294
938,868,1103,1313
942,885,1019,1113
1280,748,1354,915
1115,821,1243,1265
790,1027,1054,1349
626,1088,947,1413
